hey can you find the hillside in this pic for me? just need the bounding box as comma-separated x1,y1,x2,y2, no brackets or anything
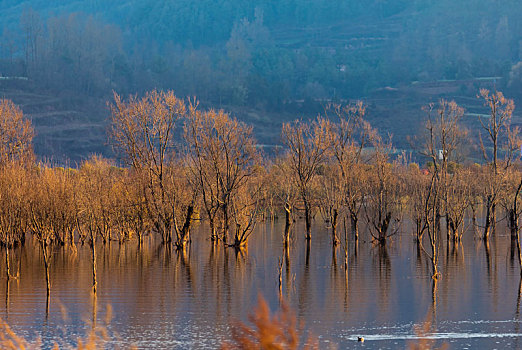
1,1,522,161
0,80,108,163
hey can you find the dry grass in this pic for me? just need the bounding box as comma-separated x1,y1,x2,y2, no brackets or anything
0,299,451,350
221,295,318,350
0,318,42,350
0,305,136,350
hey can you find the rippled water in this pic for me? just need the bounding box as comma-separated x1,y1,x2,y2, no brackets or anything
1,220,522,349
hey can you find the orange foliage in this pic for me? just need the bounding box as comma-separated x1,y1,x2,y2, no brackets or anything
221,296,318,350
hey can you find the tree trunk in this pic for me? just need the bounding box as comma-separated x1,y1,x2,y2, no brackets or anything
92,240,98,293
165,222,172,244
415,218,424,242
222,203,229,244
491,203,497,235
284,204,292,246
343,217,349,270
351,213,359,241
304,201,312,241
511,216,521,271
377,212,391,245
446,214,450,242
510,209,518,241
435,209,441,234
5,247,10,281
430,238,438,280
483,195,492,241
177,205,194,250
69,228,75,245
137,231,143,249
39,240,50,297
331,209,339,246
472,205,478,236
305,240,311,266
91,232,97,293
209,216,217,242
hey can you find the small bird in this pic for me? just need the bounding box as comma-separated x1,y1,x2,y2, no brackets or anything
358,337,364,342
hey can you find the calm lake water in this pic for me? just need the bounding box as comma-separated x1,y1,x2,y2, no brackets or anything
1,220,522,349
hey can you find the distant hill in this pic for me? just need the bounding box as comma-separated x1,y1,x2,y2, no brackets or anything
1,1,522,161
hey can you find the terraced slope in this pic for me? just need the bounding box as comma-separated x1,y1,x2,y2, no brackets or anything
0,83,109,163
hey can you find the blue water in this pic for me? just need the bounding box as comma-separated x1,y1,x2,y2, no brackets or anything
1,220,521,349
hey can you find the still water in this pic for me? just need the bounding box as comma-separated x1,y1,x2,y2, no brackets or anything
1,220,522,349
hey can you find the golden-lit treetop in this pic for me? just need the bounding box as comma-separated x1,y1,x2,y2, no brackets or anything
109,90,186,170
0,99,34,165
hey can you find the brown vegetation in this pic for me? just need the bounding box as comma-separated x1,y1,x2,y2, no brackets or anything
185,107,259,246
1,88,522,346
221,295,318,350
281,117,331,241
0,98,34,166
0,306,137,349
0,90,521,276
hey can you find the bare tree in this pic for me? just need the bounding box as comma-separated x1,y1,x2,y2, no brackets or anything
407,163,431,243
328,102,373,241
415,100,467,277
109,90,195,248
363,137,403,245
0,99,33,279
477,89,518,239
281,117,331,241
445,168,472,242
421,100,468,241
185,107,259,244
499,168,522,244
317,162,343,245
27,166,58,298
0,163,28,280
0,99,34,165
77,156,118,292
418,172,442,280
230,173,264,248
270,156,299,247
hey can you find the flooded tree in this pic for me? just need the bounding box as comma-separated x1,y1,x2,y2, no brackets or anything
407,163,431,243
120,170,150,247
185,109,221,241
78,156,121,292
500,169,522,254
363,137,403,245
416,100,467,278
418,172,442,280
0,163,28,280
27,166,60,298
0,99,33,282
421,99,466,238
270,156,299,247
109,90,195,247
230,172,264,248
185,108,259,244
165,159,197,251
445,168,472,242
328,102,373,241
317,162,343,246
281,117,331,241
477,89,518,240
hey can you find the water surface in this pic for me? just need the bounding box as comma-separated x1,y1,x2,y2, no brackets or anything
1,220,522,349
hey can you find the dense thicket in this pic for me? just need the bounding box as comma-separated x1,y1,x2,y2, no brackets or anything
0,89,522,292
